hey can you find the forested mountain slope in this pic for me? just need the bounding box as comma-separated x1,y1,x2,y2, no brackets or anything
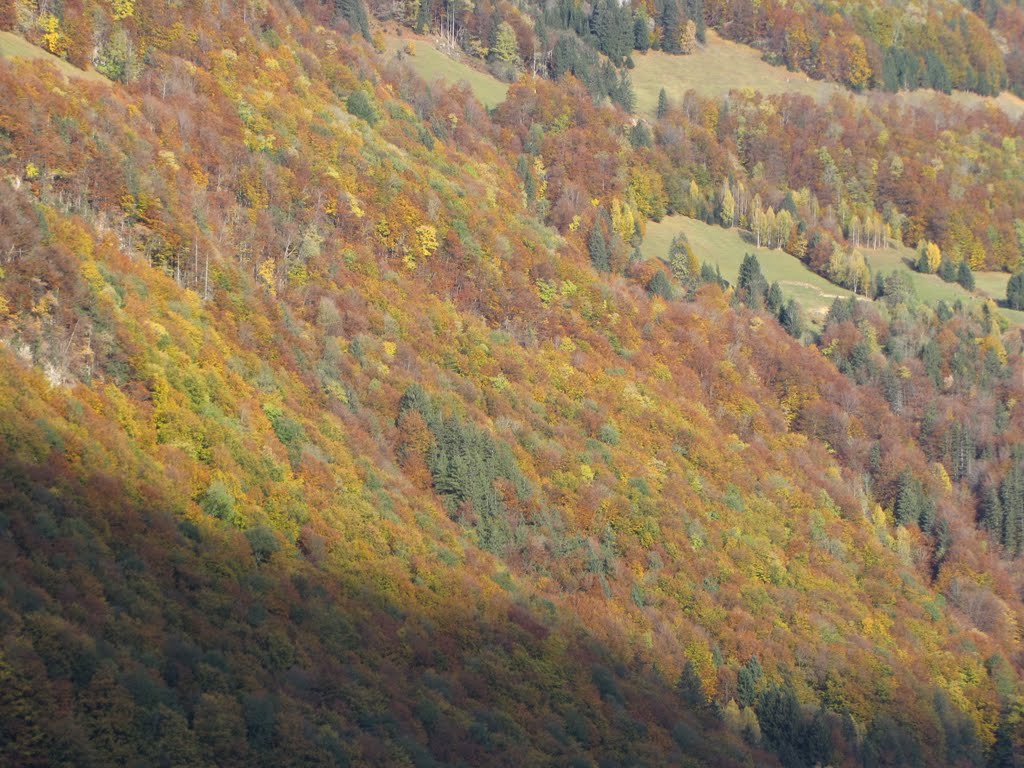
1,1,1024,766
365,0,1024,97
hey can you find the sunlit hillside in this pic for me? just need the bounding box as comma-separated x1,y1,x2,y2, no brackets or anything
1,0,1024,765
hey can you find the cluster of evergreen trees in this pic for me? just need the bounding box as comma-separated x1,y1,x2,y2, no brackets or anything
334,0,370,40
398,385,534,554
882,48,954,94
895,471,938,530
549,0,704,61
542,0,707,108
736,253,804,338
681,653,984,768
549,34,636,109
589,0,634,65
880,10,1006,98
934,258,976,290
980,456,1024,557
911,241,975,291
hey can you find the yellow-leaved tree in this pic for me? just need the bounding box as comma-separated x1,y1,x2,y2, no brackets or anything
39,13,69,57
111,0,135,20
404,224,439,270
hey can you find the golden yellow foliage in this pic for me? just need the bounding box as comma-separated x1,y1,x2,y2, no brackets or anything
257,258,277,295
415,224,439,257
111,0,136,19
39,14,69,57
532,157,547,201
610,198,637,242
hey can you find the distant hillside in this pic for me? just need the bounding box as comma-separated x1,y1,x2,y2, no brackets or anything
375,27,1024,123
368,0,1024,102
630,30,1024,119
644,215,1024,326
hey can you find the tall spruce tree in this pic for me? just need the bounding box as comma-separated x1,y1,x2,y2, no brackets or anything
660,0,683,54
657,87,670,118
335,0,370,39
779,299,804,339
737,253,768,308
766,281,784,315
957,260,976,290
1008,272,1024,310
678,660,709,711
634,12,650,52
999,460,1024,556
589,224,610,272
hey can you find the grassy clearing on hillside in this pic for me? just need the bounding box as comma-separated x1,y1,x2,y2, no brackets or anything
641,215,854,317
630,30,1024,119
384,34,508,108
643,216,1024,325
865,247,1024,324
901,89,1024,119
867,246,976,305
631,31,839,113
0,31,107,83
973,271,1012,300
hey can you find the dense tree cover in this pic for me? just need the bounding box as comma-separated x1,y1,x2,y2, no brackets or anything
375,0,1017,97
6,0,1024,278
0,1,1024,766
4,0,1024,100
809,290,1024,580
494,76,1024,290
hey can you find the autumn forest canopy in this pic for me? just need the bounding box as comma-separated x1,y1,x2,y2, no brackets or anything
1,0,1024,766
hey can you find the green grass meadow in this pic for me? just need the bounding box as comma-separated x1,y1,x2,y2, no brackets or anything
630,30,1024,120
865,246,1024,324
630,31,840,115
0,31,107,83
641,215,855,318
642,215,1024,325
385,35,508,108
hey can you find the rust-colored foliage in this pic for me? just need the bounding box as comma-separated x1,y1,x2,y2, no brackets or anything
0,1,1023,766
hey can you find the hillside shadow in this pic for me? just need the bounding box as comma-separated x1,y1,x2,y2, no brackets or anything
0,442,765,767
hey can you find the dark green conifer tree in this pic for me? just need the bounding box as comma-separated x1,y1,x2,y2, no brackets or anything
335,0,370,40
677,660,708,711
589,224,610,272
657,87,670,118
957,260,976,290
1007,272,1024,310
736,657,762,708
766,281,783,315
647,270,672,299
779,299,803,339
660,0,683,54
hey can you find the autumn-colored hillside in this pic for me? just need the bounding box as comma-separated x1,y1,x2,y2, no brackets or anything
1,1,1024,766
